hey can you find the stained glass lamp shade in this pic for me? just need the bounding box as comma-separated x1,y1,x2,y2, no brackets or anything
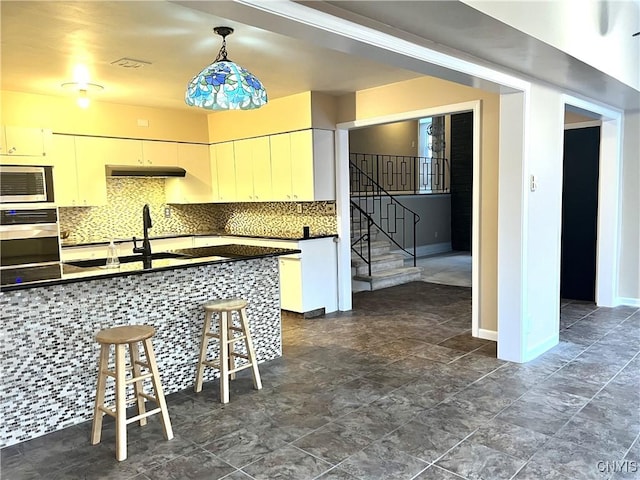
185,27,268,111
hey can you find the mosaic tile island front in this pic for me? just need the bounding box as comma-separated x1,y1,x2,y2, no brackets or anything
0,256,282,448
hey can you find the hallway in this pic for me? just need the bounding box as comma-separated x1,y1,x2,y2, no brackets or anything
2,283,638,480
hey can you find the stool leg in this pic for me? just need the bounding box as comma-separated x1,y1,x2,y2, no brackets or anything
143,338,174,441
91,344,110,445
239,307,262,390
194,310,213,393
114,343,128,461
219,311,230,404
228,313,236,381
129,341,147,427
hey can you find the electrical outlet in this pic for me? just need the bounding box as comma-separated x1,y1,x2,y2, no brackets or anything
164,206,171,218
326,203,336,214
296,203,303,214
434,231,438,238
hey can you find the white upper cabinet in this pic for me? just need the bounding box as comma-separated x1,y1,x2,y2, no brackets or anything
273,129,335,201
270,133,294,201
101,137,142,166
100,138,178,166
51,134,107,207
165,143,213,204
211,141,236,202
234,137,272,202
141,140,178,166
0,126,52,163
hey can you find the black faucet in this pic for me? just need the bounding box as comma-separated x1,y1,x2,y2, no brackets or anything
132,204,153,269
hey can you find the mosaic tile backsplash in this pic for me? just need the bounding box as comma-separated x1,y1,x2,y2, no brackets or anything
59,178,337,243
0,257,281,447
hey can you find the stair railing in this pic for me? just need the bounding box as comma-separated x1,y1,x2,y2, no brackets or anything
350,159,421,275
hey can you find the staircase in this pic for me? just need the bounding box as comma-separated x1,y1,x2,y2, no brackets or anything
351,227,421,291
350,157,423,291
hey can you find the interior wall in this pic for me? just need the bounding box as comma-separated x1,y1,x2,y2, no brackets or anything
0,90,209,143
525,84,565,355
619,110,640,301
463,0,640,91
207,92,313,143
341,75,499,333
349,121,419,156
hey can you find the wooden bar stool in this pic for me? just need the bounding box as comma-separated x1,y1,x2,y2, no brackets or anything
91,325,173,461
194,298,262,403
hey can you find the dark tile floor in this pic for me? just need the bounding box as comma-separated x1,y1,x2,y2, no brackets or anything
2,282,639,480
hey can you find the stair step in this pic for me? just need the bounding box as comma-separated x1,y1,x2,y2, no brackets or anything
352,239,391,257
351,253,405,274
351,227,380,241
353,266,422,291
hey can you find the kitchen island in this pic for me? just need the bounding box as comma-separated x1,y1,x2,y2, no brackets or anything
0,245,297,447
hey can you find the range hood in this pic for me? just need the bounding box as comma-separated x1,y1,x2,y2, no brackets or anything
105,165,186,178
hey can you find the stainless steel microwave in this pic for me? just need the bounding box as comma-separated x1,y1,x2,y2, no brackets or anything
0,165,54,203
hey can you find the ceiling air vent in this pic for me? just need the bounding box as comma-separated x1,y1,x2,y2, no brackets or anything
111,58,152,69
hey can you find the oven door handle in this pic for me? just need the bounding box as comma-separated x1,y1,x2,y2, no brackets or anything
0,223,59,240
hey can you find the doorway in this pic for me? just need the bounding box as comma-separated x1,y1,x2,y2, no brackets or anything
561,126,601,301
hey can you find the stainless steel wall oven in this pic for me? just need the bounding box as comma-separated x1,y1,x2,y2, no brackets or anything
0,207,62,285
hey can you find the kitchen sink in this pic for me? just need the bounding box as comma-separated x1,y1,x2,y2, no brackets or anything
65,251,192,269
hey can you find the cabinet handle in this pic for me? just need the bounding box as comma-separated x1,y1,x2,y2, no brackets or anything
8,146,16,154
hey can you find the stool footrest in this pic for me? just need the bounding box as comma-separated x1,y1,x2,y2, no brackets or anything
125,408,162,425
230,362,254,374
125,372,153,384
229,352,249,360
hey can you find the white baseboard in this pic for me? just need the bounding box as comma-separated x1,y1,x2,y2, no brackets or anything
477,329,497,341
617,297,640,307
523,334,559,363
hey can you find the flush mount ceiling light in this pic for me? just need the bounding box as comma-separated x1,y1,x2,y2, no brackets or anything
61,81,104,108
185,26,268,111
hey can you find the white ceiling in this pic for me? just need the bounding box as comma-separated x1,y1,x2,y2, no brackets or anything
1,1,637,114
0,1,423,113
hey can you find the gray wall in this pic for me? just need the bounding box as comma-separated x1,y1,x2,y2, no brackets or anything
355,194,451,253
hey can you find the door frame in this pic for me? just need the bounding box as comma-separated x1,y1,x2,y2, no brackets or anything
561,95,623,307
335,100,483,339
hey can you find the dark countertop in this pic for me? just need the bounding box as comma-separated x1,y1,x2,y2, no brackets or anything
61,232,337,248
1,244,300,292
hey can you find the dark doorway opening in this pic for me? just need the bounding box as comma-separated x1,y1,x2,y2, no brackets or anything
561,126,600,301
450,111,473,251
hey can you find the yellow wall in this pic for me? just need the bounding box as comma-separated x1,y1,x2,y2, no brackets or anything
341,76,500,332
0,90,209,143
207,91,313,143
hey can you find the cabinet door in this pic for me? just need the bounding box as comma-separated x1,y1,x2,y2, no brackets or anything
290,129,335,201
166,143,213,203
213,141,236,202
102,137,142,166
233,139,254,201
208,145,220,201
290,130,315,201
142,140,178,166
74,136,108,206
252,136,272,201
1,126,48,157
270,133,293,201
279,257,304,312
51,134,79,207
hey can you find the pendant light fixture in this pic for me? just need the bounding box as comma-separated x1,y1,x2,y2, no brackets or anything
61,82,104,108
185,26,268,111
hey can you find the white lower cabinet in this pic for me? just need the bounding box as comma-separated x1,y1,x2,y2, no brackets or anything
194,235,338,314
